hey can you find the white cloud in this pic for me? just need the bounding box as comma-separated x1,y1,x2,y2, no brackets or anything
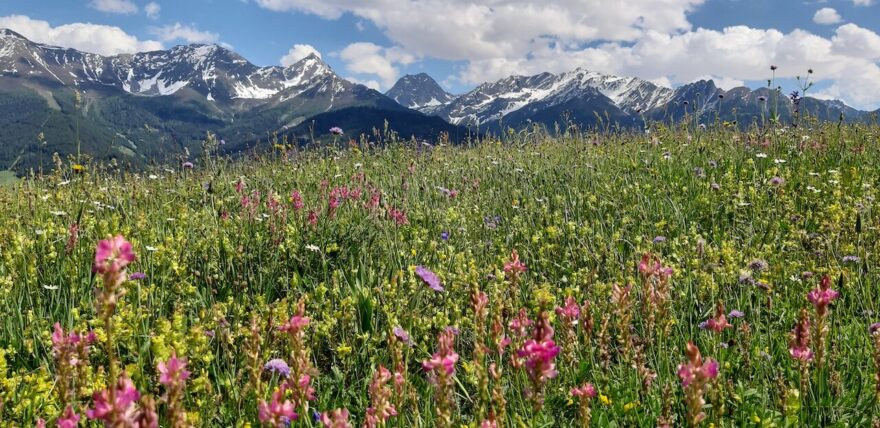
0,14,162,55
253,0,705,61
832,23,880,59
339,42,415,89
280,44,321,66
149,23,219,44
145,2,161,20
88,0,139,14
854,0,874,6
813,8,842,25
345,76,381,90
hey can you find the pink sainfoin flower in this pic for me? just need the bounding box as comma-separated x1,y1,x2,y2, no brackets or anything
56,405,80,428
258,386,297,427
364,366,397,428
508,308,534,338
571,383,597,428
291,190,304,211
703,302,733,334
789,309,813,362
571,383,597,398
638,253,673,279
503,250,527,278
423,328,458,426
93,235,135,276
677,342,719,426
308,210,318,226
66,222,79,253
86,375,141,426
277,302,317,412
388,207,408,225
807,274,839,317
52,322,96,367
319,408,352,428
157,352,190,387
555,296,580,323
517,312,560,410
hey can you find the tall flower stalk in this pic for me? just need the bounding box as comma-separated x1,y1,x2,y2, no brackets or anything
677,342,719,427
807,275,839,369
423,327,459,428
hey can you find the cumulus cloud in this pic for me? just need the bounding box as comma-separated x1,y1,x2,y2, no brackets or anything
0,14,162,55
339,42,415,89
145,2,161,20
88,0,139,14
280,44,321,66
853,0,874,6
813,8,842,25
149,23,219,44
253,0,705,61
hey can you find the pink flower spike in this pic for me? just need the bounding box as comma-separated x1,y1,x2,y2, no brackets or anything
571,383,597,398
56,405,80,428
157,352,190,387
503,249,527,276
93,235,135,274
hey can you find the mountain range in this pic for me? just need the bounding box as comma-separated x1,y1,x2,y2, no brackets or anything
0,28,876,173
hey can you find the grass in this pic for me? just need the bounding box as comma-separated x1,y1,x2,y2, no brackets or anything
0,121,879,427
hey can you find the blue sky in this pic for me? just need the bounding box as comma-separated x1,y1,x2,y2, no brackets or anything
1,0,879,108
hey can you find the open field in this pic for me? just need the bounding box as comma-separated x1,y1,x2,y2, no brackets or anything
2,122,880,426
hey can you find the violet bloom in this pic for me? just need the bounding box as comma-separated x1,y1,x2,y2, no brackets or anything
440,231,449,241
264,359,291,378
653,236,667,244
416,266,443,292
183,161,194,169
392,326,413,347
727,310,745,319
129,272,146,281
842,255,860,264
748,259,769,273
329,127,344,136
769,176,784,186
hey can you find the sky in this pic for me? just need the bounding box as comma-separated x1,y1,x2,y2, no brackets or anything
1,0,879,109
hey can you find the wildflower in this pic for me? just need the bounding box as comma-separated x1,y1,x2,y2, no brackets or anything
319,408,352,428
129,272,146,281
264,359,291,378
703,302,733,334
727,310,745,319
517,312,560,411
503,249,527,278
807,275,839,317
748,259,769,273
653,236,667,244
56,405,80,428
329,127,344,136
789,309,812,362
423,327,459,427
86,375,141,425
72,164,85,173
842,255,860,264
182,162,194,169
392,326,413,347
770,176,785,186
415,266,443,292
66,222,79,253
291,190,304,211
258,386,297,427
678,342,719,426
365,366,397,428
93,235,135,276
571,383,597,428
157,353,189,427
440,231,449,241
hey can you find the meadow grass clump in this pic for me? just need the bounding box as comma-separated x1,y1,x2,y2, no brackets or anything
1,120,880,426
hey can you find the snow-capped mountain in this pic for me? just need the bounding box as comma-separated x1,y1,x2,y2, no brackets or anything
432,68,672,127
0,28,465,173
0,28,357,106
385,73,455,113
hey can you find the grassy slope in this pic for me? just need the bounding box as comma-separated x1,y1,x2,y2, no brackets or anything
0,123,878,425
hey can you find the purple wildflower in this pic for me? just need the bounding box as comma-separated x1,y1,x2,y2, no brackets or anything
393,326,413,347
182,161,194,169
416,266,443,292
264,359,291,378
129,272,146,281
842,255,860,264
440,231,449,241
653,236,667,244
329,127,344,136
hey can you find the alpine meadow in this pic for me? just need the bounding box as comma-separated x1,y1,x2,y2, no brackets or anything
2,1,880,427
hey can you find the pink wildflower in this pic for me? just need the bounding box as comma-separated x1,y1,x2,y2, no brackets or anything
258,386,297,427
503,250,527,277
93,235,135,275
789,309,813,362
319,408,352,428
807,274,839,316
56,405,80,428
157,352,190,387
86,375,141,425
